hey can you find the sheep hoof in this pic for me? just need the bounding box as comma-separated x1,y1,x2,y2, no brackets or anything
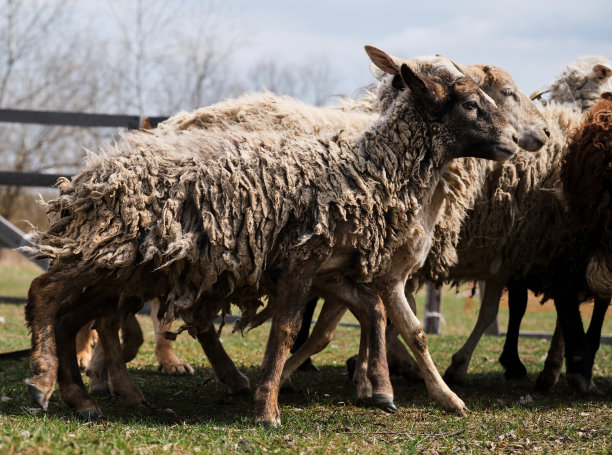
535,371,557,393
256,418,281,428
159,362,195,375
456,405,468,417
566,373,591,395
77,407,103,420
25,379,50,411
255,409,281,428
499,354,527,380
587,380,604,396
371,393,397,413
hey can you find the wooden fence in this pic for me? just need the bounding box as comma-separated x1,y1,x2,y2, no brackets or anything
0,108,168,293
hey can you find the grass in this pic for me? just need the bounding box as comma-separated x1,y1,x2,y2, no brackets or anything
0,263,611,454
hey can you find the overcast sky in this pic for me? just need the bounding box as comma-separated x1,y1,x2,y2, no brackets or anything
75,0,612,100
218,0,612,95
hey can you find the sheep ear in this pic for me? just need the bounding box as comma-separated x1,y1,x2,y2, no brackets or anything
593,63,612,81
399,63,444,107
365,45,401,76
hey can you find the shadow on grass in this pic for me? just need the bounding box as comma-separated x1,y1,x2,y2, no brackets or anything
2,357,611,426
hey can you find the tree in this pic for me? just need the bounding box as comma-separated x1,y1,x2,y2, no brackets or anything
246,55,340,106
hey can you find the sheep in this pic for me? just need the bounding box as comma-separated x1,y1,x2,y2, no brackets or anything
81,90,380,397
531,93,612,392
531,56,612,112
420,59,612,386
473,63,612,387
23,46,518,425
81,54,506,400
283,59,551,386
339,58,609,387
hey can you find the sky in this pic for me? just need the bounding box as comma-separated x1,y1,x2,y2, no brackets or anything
72,0,612,101
217,0,612,96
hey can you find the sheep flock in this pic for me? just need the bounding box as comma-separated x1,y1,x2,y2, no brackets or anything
21,45,612,427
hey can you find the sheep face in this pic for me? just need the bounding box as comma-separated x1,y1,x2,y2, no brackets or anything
400,66,519,161
366,46,519,162
459,64,550,151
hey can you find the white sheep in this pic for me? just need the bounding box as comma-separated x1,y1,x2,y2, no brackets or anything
531,56,612,111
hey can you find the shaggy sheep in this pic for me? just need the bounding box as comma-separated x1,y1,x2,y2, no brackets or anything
80,91,379,395
562,93,612,297
283,59,550,385
531,93,612,392
79,56,470,403
24,46,518,425
475,65,612,387
426,59,612,386
531,56,612,111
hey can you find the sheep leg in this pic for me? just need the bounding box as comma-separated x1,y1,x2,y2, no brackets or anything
585,296,609,357
55,287,118,418
151,297,194,375
583,296,609,394
25,271,80,411
499,279,529,379
444,278,505,384
195,324,250,393
254,258,321,427
290,297,319,372
550,277,593,394
385,292,422,381
281,299,347,388
96,313,147,407
76,324,97,369
86,306,144,395
386,322,422,380
384,282,466,416
120,313,143,364
86,334,110,396
535,319,564,392
316,280,394,411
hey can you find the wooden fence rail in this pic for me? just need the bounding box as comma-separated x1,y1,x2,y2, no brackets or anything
0,108,169,274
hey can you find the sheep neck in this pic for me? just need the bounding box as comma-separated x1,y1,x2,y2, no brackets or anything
336,98,455,279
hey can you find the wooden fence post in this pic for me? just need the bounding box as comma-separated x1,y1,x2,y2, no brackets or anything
424,282,443,334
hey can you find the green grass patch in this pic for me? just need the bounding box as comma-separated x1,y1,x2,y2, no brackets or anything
0,266,610,453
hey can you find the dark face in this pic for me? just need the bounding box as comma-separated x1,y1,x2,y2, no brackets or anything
441,77,519,161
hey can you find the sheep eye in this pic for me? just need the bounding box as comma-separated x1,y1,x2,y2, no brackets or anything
463,101,478,111
502,89,515,97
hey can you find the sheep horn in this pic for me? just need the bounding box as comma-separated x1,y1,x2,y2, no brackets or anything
530,88,550,100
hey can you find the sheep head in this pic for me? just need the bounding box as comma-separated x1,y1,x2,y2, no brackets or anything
532,56,612,112
365,45,519,162
455,63,550,152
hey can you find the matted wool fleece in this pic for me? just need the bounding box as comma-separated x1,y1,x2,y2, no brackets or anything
31,88,447,326
562,96,612,295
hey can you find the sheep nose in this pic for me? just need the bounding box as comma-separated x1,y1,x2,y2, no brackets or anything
512,134,519,145
544,128,551,137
